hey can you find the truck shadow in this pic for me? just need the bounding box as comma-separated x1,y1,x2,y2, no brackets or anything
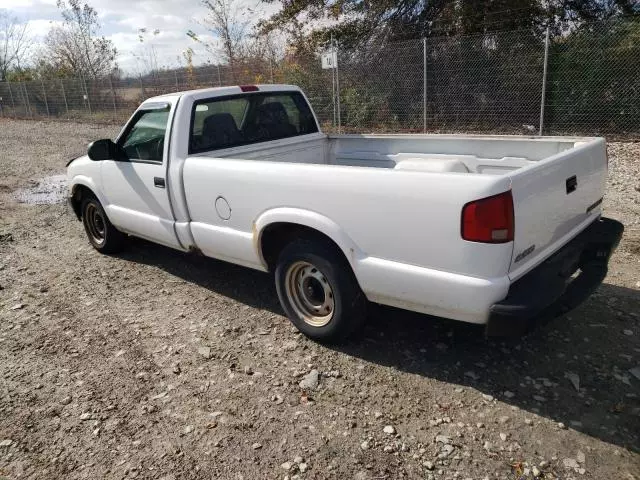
344,284,640,453
118,237,640,453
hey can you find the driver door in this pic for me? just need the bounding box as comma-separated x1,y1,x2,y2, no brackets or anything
100,103,181,249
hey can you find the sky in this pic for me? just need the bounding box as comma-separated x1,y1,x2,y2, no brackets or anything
1,0,281,73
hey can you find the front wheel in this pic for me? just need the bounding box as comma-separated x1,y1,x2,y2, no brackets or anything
275,238,367,343
81,196,126,253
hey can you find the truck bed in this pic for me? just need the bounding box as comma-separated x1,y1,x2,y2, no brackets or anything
328,134,583,175
201,132,607,284
206,132,597,175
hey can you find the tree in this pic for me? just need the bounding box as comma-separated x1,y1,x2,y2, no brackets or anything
259,0,639,50
545,17,640,135
188,0,282,82
133,28,161,75
188,0,250,67
42,0,117,78
0,10,30,81
547,0,639,24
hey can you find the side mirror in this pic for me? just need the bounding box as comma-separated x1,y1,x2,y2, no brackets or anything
87,139,126,161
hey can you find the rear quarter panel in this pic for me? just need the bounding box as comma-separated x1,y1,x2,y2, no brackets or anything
181,158,514,280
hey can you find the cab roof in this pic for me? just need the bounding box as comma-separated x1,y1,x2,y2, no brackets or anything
145,84,302,105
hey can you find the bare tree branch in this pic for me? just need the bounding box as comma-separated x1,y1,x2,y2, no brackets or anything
41,1,117,78
191,0,250,69
0,10,31,81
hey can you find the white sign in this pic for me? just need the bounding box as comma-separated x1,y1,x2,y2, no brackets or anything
321,50,338,69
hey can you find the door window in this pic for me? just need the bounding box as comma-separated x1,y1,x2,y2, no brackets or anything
119,107,170,162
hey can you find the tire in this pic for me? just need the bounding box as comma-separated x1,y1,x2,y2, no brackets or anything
275,238,367,343
81,195,126,253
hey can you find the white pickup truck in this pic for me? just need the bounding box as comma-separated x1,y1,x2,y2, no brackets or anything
67,84,623,342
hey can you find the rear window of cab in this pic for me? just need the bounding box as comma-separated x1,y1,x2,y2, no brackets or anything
189,91,318,154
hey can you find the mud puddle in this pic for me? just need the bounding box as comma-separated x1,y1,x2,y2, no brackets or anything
14,174,67,205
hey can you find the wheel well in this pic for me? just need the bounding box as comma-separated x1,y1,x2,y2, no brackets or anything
70,185,94,220
260,222,351,272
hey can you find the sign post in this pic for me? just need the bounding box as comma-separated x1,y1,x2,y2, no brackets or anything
321,50,338,70
321,45,340,133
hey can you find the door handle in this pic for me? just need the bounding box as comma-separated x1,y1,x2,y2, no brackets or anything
154,177,165,188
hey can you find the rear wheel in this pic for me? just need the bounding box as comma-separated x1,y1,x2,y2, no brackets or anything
81,196,126,253
275,238,367,343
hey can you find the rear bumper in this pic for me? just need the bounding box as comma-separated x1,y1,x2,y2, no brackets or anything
486,217,624,337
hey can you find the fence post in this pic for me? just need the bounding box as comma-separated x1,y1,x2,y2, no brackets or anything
60,79,69,116
41,80,50,117
331,56,336,129
335,43,341,134
139,74,145,98
82,76,92,115
23,82,32,118
7,81,15,114
423,37,427,133
109,77,117,117
174,70,179,89
216,64,222,86
539,26,550,136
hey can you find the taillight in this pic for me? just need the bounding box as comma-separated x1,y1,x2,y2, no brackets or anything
239,85,259,92
461,191,514,243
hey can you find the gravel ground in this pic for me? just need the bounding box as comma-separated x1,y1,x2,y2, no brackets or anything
0,118,639,480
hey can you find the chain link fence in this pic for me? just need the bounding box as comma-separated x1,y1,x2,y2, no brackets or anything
1,17,638,139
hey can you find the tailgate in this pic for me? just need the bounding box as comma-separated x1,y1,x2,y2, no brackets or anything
508,138,608,279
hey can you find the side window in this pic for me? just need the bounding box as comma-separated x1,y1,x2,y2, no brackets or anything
119,107,170,162
190,91,318,154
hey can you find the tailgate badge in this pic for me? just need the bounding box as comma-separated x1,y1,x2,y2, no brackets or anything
514,244,536,263
586,197,603,214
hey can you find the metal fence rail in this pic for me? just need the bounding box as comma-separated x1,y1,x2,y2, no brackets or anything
1,17,638,139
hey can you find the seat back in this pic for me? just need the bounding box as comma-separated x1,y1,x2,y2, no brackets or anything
254,102,297,139
201,113,241,150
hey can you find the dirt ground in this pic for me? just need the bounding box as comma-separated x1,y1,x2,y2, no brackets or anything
0,119,639,480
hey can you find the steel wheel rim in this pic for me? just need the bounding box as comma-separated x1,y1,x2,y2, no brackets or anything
285,261,335,327
85,203,106,246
